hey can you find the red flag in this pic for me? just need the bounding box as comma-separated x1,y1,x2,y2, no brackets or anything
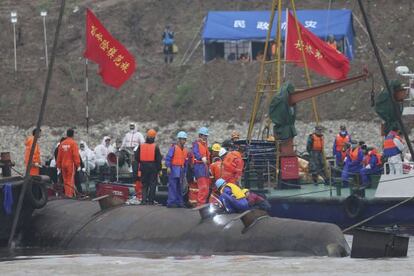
285,11,349,80
84,8,136,89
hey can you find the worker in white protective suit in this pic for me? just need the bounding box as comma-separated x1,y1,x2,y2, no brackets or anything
94,136,115,166
79,141,96,173
121,123,145,151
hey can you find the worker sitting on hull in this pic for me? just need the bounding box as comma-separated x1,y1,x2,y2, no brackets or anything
360,147,383,187
215,178,249,214
341,141,364,187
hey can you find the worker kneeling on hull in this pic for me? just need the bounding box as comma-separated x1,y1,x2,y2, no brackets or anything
215,178,249,213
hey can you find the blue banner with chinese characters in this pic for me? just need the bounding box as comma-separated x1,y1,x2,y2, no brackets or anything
202,10,354,59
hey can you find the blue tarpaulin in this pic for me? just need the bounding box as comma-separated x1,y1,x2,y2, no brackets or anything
202,10,354,60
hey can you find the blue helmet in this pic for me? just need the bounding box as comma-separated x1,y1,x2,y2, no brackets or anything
198,127,209,136
215,178,226,189
177,131,187,139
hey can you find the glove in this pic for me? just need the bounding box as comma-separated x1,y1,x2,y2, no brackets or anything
82,168,86,172
167,167,171,174
57,168,61,175
365,165,371,169
77,167,81,172
34,162,41,168
201,157,208,164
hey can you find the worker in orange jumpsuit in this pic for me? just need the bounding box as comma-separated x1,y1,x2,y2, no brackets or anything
24,128,42,176
57,129,81,198
192,127,210,206
219,148,244,185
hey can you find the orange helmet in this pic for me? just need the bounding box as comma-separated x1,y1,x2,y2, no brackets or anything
147,129,157,138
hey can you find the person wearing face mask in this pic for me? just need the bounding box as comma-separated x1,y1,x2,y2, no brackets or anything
332,125,351,167
121,122,145,151
94,136,115,166
341,141,364,187
79,141,96,173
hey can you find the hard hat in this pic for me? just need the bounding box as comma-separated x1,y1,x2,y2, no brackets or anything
198,127,209,136
177,131,187,139
215,178,226,189
241,188,249,194
231,130,240,139
212,143,221,152
129,122,135,127
147,129,157,138
218,148,227,157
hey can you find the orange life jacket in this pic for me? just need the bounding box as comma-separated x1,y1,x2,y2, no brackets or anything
193,139,210,163
171,145,188,167
335,134,350,152
369,149,382,166
312,134,324,151
349,147,360,161
140,143,156,162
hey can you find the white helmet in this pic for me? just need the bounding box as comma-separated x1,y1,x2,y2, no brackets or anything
219,148,227,157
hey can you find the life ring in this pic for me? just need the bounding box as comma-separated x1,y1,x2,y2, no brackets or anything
344,194,364,219
25,179,48,209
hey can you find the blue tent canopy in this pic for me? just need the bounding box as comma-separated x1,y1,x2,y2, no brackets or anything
202,10,355,60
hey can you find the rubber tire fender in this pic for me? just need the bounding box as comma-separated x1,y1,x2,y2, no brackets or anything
25,179,48,209
344,194,364,219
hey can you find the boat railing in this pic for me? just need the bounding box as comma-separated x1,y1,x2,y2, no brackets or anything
382,161,414,175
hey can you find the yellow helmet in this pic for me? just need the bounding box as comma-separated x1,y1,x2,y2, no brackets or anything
212,143,221,152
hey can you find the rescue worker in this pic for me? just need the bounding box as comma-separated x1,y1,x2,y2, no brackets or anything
219,148,244,185
222,130,240,151
57,129,81,198
192,127,210,206
24,128,42,176
383,127,405,175
121,122,145,151
306,126,327,184
360,147,383,187
332,125,351,167
242,189,271,212
136,129,162,205
209,143,223,186
186,150,198,207
94,136,115,167
162,25,174,64
165,131,188,208
341,141,364,187
79,141,96,173
215,178,249,213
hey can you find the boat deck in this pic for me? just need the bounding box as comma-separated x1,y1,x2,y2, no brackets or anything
264,184,377,199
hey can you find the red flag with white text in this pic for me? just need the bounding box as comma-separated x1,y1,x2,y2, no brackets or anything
84,8,136,89
285,11,349,80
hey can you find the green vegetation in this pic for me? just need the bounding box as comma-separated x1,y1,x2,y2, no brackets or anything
173,83,193,108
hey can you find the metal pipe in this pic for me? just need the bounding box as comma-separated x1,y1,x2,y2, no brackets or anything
13,22,17,75
357,0,414,161
42,15,48,68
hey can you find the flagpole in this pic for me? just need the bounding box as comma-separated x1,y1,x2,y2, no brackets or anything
85,58,89,142
283,8,288,79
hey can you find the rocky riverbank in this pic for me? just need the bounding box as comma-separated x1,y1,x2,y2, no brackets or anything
3,118,410,174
